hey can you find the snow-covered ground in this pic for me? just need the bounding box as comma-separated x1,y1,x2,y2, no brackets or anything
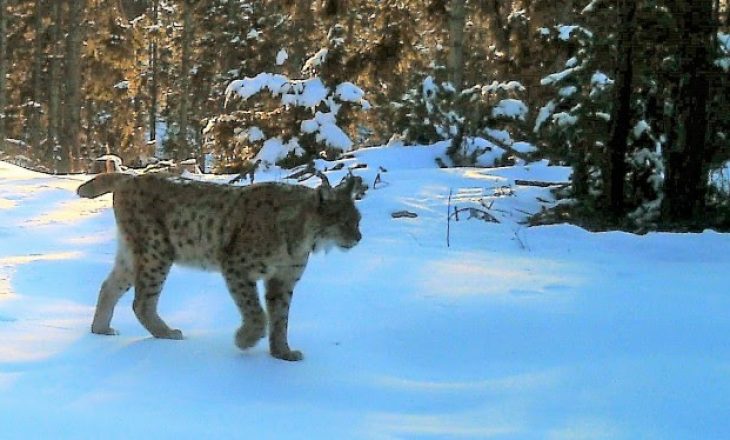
1,146,729,439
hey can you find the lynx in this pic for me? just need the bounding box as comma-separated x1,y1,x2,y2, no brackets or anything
77,171,363,361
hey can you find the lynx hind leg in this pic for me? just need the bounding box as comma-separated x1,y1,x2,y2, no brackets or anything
265,268,305,361
222,266,266,350
132,251,182,340
91,244,133,336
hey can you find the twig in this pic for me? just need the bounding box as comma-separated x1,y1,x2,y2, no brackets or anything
512,227,530,251
449,207,500,223
447,188,453,248
514,179,560,187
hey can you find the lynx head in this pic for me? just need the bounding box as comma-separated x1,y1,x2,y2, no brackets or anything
315,173,364,251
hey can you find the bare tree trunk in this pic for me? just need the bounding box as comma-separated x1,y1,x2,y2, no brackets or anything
48,0,63,171
447,0,466,90
176,0,193,160
483,0,510,65
0,0,7,148
149,0,159,148
605,0,636,220
29,0,43,155
663,0,717,227
511,0,532,71
289,3,314,75
64,0,86,172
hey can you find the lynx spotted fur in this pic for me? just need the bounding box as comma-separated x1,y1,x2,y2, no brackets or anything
77,172,363,361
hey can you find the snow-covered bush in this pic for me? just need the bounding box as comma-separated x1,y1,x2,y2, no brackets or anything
625,121,664,229
203,70,368,171
534,23,612,200
535,19,669,230
203,27,369,172
392,74,535,167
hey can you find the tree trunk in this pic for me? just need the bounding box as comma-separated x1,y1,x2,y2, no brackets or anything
0,0,7,148
149,0,159,148
484,0,510,69
64,0,86,172
447,0,466,90
289,3,314,75
29,0,43,155
663,0,717,227
176,0,193,160
48,0,63,172
605,0,636,220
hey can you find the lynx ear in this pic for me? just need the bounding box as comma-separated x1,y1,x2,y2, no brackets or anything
316,171,337,203
315,170,331,189
336,174,367,200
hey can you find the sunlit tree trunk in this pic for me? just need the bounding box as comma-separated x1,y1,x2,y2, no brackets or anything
64,0,86,171
48,0,63,171
0,0,7,148
447,0,466,90
176,0,193,159
29,0,43,155
149,0,159,147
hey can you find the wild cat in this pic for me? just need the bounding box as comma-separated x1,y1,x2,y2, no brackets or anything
77,171,363,361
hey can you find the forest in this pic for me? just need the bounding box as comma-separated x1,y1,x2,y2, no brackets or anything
0,0,729,231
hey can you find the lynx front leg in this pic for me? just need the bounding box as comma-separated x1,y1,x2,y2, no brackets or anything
265,267,306,361
91,251,133,336
132,256,182,340
222,269,266,350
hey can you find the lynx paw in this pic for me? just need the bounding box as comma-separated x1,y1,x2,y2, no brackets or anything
271,349,303,362
235,325,266,350
91,326,118,336
154,328,184,340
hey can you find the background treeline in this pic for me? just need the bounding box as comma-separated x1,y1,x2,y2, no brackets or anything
0,0,729,231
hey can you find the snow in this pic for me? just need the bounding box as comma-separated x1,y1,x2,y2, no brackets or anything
300,119,319,134
281,78,329,109
246,126,265,142
315,119,353,151
491,99,528,121
534,100,557,133
335,82,366,104
225,73,289,101
711,160,730,194
226,75,336,111
485,128,513,146
2,149,730,438
276,49,288,66
716,32,730,71
553,111,579,127
254,137,305,165
246,29,262,40
557,25,580,41
581,0,602,14
559,85,578,98
556,24,593,40
300,111,354,152
591,71,612,87
541,66,581,86
225,73,366,155
422,75,438,99
511,141,538,154
633,120,651,139
302,48,328,73
482,80,525,94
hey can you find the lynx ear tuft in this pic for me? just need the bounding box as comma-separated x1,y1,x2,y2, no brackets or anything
315,171,331,189
336,174,367,200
